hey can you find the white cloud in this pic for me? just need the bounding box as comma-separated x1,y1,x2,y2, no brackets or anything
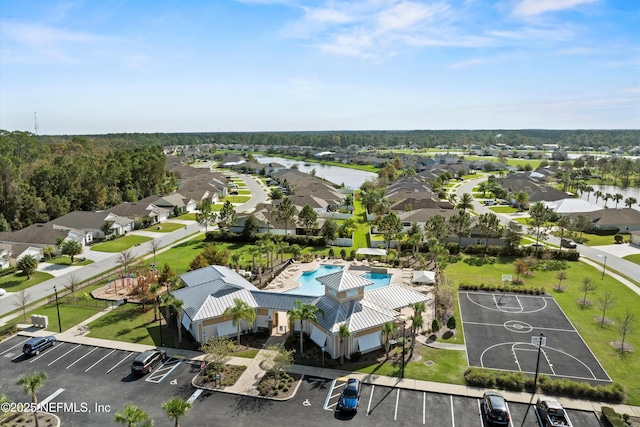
512,0,598,17
447,57,490,69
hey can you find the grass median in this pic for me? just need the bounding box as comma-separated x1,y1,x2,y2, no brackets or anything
91,235,152,252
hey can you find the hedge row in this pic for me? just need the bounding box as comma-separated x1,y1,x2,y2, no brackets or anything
0,324,17,340
0,267,17,278
458,283,546,295
204,230,327,247
601,407,626,427
463,368,625,403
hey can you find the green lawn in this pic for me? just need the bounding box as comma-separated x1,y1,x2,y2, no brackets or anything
445,255,640,405
90,235,152,252
224,195,251,204
622,254,640,265
176,213,196,220
87,305,175,347
488,206,518,214
512,217,529,225
0,271,55,292
152,235,209,273
579,233,629,247
46,256,93,266
8,299,106,332
142,222,185,233
356,345,467,385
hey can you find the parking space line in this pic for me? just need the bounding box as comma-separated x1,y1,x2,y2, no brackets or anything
423,392,426,425
477,399,484,427
505,402,514,427
30,343,65,364
0,338,29,356
85,349,116,372
323,379,336,411
145,358,183,383
48,344,81,366
366,385,375,416
105,351,135,374
36,388,65,410
394,389,400,420
66,347,98,369
450,395,455,427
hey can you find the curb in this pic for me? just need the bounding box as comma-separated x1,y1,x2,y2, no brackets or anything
191,371,304,401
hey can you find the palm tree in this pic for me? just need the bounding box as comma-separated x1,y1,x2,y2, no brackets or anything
478,181,488,197
382,321,395,360
448,210,472,247
514,191,529,211
162,397,192,427
224,298,256,345
625,197,637,208
456,193,473,212
594,190,603,204
613,193,623,209
410,313,424,353
338,323,351,365
604,193,612,208
478,213,501,255
18,371,48,427
287,300,324,356
171,298,184,344
230,253,241,272
584,185,594,201
114,403,152,427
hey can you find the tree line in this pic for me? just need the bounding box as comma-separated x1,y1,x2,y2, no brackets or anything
0,130,168,231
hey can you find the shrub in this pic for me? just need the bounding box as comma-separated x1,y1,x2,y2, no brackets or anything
350,351,362,363
602,406,626,427
614,234,623,244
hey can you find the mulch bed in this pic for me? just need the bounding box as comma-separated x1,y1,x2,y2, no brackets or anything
594,316,614,326
194,364,247,389
1,412,57,427
256,371,301,399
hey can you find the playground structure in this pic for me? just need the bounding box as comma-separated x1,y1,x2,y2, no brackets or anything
91,268,161,303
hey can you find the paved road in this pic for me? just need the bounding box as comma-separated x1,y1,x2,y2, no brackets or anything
236,174,268,213
455,176,640,294
0,223,200,321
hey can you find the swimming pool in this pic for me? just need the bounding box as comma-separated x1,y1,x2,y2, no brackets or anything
286,264,391,297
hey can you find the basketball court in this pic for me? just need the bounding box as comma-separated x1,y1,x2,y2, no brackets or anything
459,291,611,384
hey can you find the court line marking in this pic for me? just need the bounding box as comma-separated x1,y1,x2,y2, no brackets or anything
463,291,548,314
463,321,575,333
66,347,98,369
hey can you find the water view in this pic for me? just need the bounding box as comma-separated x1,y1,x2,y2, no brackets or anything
285,264,391,297
255,155,377,189
580,185,640,211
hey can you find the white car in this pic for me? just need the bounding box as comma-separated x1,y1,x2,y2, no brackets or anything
0,288,6,296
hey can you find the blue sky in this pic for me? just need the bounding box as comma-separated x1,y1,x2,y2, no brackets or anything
1,0,638,134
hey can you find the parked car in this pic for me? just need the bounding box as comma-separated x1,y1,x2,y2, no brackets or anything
22,336,56,356
131,349,165,375
337,378,361,413
536,397,573,427
481,391,511,426
0,288,6,296
560,239,577,249
484,200,497,206
229,191,239,195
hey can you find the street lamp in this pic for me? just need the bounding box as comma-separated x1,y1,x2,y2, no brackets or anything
520,332,544,427
53,286,62,333
157,296,164,347
598,254,608,279
401,317,407,379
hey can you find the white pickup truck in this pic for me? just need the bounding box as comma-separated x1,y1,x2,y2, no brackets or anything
536,397,573,427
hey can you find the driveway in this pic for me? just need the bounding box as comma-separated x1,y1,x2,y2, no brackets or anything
590,243,640,258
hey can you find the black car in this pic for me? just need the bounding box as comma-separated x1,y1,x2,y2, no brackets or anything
131,349,165,375
482,391,511,426
337,378,361,412
22,336,56,356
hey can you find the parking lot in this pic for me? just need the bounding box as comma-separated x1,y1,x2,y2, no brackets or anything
0,335,603,426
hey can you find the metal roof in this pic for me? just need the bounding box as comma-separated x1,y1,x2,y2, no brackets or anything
364,285,431,310
316,270,373,292
192,288,257,321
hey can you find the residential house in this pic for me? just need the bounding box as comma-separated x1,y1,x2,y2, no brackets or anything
50,211,134,243
0,223,83,265
174,265,430,360
153,193,197,216
106,195,171,225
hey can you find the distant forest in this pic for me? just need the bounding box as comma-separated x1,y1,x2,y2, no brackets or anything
0,130,168,231
40,129,640,150
2,128,640,232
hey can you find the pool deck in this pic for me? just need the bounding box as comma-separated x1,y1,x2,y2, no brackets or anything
263,259,432,295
